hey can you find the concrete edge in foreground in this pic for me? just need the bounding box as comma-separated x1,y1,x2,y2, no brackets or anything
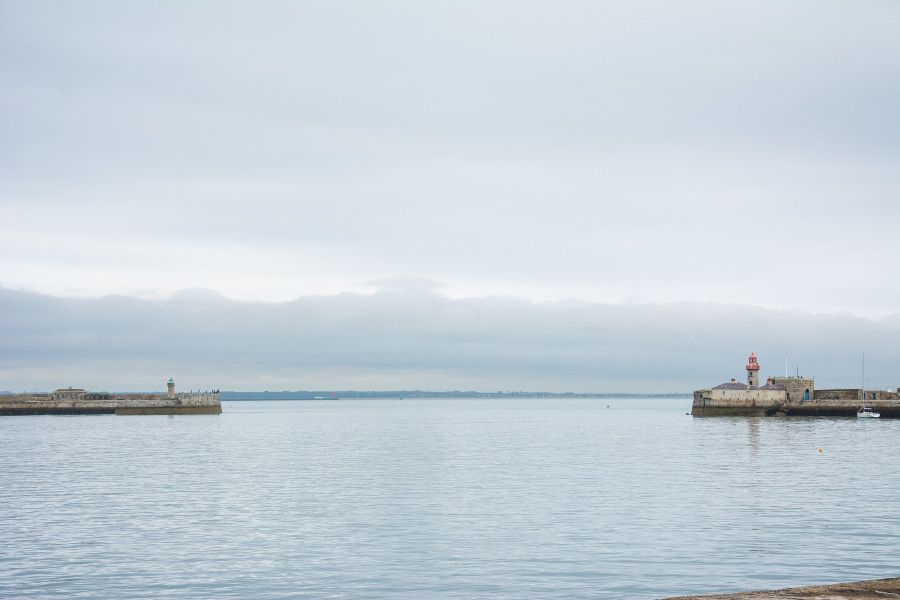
664,577,900,599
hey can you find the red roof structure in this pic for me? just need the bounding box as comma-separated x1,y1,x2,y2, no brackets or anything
746,352,760,371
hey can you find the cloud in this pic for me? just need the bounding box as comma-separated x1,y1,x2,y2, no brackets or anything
0,3,897,397
1,287,897,393
1,1,898,316
365,277,445,295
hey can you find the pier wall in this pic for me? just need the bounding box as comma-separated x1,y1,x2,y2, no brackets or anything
0,392,221,416
810,388,898,402
786,396,900,418
693,390,900,418
692,389,784,416
814,388,860,401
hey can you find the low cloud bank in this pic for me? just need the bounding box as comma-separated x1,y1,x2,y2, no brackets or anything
1,287,897,393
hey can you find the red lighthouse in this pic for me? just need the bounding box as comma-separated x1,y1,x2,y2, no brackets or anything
746,352,760,387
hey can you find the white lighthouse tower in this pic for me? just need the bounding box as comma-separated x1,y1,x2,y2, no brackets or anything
746,352,760,387
167,378,175,399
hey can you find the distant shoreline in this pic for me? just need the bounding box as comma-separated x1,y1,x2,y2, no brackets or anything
220,391,691,400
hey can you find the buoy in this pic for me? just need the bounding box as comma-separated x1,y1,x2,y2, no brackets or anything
818,448,824,453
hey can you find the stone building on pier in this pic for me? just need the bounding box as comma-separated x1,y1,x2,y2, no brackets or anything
693,352,900,417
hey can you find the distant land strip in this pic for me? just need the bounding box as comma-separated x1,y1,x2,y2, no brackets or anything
664,577,900,600
220,391,691,400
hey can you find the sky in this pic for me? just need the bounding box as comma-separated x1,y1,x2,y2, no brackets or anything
1,1,899,391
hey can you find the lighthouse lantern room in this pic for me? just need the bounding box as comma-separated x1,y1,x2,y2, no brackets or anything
746,352,760,387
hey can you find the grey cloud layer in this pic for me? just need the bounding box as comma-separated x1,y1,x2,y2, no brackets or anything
1,288,897,393
1,1,899,314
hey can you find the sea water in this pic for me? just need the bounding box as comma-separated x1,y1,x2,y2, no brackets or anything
1,397,898,599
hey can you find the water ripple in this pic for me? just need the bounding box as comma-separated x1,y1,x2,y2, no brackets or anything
2,399,898,598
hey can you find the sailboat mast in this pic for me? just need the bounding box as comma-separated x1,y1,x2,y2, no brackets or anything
862,352,865,403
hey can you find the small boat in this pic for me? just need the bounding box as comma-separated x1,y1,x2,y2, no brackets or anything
857,355,880,418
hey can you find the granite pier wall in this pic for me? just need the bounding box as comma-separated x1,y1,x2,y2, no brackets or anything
692,389,900,418
0,392,221,416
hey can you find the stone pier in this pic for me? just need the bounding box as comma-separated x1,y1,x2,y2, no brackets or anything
0,384,221,416
692,353,900,418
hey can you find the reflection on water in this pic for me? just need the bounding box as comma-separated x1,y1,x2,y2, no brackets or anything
747,418,761,461
1,398,898,599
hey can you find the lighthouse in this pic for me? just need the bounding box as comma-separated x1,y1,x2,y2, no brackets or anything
167,378,175,399
746,352,760,387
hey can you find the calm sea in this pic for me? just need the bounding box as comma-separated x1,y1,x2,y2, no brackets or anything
1,397,898,599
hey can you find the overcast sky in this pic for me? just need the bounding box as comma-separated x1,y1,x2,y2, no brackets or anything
2,2,898,390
